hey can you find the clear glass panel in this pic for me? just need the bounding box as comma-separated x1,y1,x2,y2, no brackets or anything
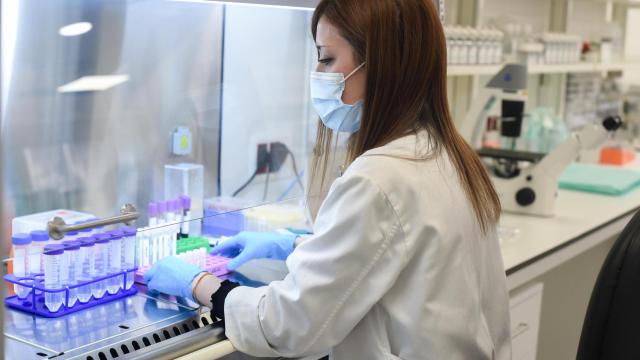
2,0,320,260
3,1,317,354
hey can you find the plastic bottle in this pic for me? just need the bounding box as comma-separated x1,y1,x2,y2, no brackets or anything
76,237,94,303
62,240,82,307
92,234,110,299
179,195,192,239
43,244,65,312
29,230,49,274
121,227,137,290
12,233,32,299
106,230,124,294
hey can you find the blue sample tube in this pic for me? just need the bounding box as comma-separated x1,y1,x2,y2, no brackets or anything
76,237,95,303
12,234,32,299
121,227,137,289
106,230,124,294
92,234,110,299
29,230,50,275
61,241,82,307
43,244,65,312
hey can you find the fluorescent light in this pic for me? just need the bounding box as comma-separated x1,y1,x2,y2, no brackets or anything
59,22,93,37
57,75,129,93
169,0,314,11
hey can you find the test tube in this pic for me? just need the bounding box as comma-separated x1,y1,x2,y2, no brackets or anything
135,227,149,268
92,234,110,299
77,220,94,239
64,231,80,241
179,195,192,239
76,237,94,303
121,227,137,290
107,230,124,294
156,201,168,262
171,199,181,255
163,201,175,258
43,244,65,312
147,203,159,265
93,222,105,237
29,230,49,274
62,241,81,307
12,234,32,299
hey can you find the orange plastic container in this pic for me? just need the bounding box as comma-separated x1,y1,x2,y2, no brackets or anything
600,147,636,166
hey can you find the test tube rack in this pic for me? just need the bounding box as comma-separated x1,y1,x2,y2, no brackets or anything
134,254,231,285
3,268,137,318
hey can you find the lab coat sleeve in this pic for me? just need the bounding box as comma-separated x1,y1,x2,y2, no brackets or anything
224,173,409,357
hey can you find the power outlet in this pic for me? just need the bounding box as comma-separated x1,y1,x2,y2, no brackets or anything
255,143,270,174
249,135,293,176
255,142,289,174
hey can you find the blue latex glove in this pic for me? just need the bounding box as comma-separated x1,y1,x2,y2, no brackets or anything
144,256,204,300
211,231,297,271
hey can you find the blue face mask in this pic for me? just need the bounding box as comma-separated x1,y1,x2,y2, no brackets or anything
310,62,366,133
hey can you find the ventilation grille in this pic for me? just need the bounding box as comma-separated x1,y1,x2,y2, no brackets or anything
43,313,217,360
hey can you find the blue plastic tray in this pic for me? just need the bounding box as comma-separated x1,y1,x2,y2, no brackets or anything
4,269,137,318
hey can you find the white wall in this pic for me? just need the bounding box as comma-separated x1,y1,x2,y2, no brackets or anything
219,5,316,204
625,8,640,86
479,0,551,33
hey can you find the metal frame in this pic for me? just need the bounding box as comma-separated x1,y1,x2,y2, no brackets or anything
47,203,139,240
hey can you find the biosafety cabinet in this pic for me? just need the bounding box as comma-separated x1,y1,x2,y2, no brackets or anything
1,0,323,358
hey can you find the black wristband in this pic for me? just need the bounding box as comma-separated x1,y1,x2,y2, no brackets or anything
210,280,240,320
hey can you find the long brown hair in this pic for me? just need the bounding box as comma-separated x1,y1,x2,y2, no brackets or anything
310,0,501,233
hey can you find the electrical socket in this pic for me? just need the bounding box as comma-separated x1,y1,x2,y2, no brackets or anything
255,142,289,174
249,135,293,175
256,143,270,174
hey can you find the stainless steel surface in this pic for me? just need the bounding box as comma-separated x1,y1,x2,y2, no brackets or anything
3,259,291,359
47,203,138,240
119,322,225,360
4,290,200,358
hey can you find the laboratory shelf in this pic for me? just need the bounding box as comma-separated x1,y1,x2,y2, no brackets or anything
447,61,636,76
447,64,504,76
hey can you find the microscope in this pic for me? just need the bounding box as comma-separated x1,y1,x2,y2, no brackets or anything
460,64,622,217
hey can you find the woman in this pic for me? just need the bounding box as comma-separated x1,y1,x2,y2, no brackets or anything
145,0,511,358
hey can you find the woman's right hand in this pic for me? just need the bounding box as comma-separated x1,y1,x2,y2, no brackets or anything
211,231,297,270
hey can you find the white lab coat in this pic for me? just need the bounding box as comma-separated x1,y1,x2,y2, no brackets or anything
224,130,511,359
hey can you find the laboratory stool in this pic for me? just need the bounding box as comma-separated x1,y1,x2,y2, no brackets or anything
577,209,640,360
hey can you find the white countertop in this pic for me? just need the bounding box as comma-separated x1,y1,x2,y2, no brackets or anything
500,186,640,272
500,158,640,275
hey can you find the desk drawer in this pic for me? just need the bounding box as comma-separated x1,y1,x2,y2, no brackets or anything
510,283,544,359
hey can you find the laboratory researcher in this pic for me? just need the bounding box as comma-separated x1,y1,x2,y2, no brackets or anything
144,0,511,359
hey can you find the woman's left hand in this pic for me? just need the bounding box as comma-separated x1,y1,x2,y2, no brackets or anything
144,256,205,300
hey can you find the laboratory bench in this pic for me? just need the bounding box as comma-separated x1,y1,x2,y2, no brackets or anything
6,171,639,360
500,158,640,360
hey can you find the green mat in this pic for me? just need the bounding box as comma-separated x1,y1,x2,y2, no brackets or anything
559,163,640,196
